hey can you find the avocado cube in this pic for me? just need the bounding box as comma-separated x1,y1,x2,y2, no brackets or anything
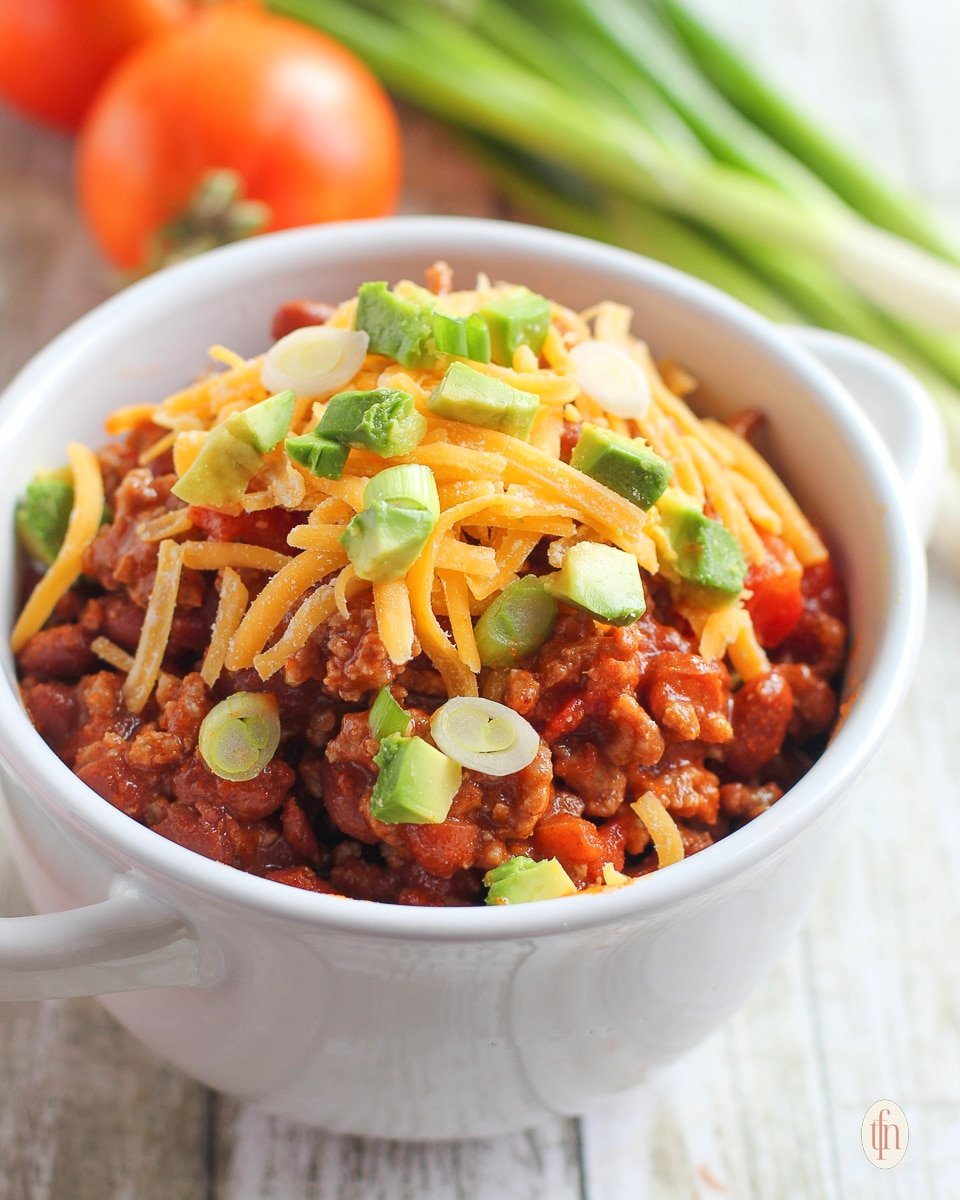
484,856,576,904
355,281,435,367
317,387,426,456
658,490,746,601
227,390,295,453
428,361,539,439
570,424,672,510
340,501,435,583
284,432,349,480
171,424,263,508
544,541,647,626
370,733,462,824
480,288,551,366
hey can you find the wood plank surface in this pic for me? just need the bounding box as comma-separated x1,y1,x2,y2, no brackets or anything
1,0,958,1195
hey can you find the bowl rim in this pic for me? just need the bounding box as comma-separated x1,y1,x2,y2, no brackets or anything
0,216,927,942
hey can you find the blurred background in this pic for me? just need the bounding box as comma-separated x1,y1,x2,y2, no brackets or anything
1,1,958,1197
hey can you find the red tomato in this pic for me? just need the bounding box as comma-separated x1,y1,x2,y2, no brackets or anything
0,0,190,131
76,9,402,270
744,531,805,648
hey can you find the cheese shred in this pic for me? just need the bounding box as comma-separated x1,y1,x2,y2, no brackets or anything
11,444,104,654
15,275,832,733
123,539,184,714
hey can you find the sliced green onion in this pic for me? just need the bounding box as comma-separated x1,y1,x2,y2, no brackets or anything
262,326,369,397
340,501,435,582
369,687,412,741
284,431,349,480
370,733,462,824
569,340,651,418
431,310,492,363
364,463,440,521
317,387,427,457
428,361,539,439
431,696,540,776
198,692,281,783
474,575,557,668
484,855,576,904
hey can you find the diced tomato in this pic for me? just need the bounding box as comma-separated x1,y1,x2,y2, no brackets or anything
532,813,606,884
744,532,804,648
188,506,302,555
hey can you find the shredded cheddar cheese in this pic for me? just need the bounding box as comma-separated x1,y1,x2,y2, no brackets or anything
11,443,104,654
201,568,249,688
631,791,685,868
15,273,829,746
373,577,415,665
123,539,184,714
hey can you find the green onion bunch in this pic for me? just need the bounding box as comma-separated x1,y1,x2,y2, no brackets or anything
271,0,960,468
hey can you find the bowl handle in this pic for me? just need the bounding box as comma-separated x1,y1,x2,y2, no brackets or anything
787,326,946,542
0,879,212,1000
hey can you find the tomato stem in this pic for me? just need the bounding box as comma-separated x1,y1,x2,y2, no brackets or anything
144,169,271,274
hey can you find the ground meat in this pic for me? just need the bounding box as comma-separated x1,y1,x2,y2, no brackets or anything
286,592,404,701
633,747,721,825
262,865,336,893
84,469,171,599
98,425,174,507
724,671,795,779
503,669,540,715
188,506,304,556
719,782,783,821
645,653,732,743
15,410,849,905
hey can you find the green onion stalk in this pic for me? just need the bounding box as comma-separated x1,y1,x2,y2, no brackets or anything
269,0,960,464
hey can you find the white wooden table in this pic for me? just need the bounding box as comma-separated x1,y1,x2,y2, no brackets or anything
2,1,959,1195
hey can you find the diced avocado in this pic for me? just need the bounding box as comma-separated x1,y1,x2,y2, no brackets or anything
428,361,539,439
284,432,349,479
171,424,263,508
16,475,75,566
317,387,427,456
544,542,646,626
480,287,551,366
473,575,558,668
431,310,492,363
340,500,435,583
484,855,576,905
370,733,462,824
570,424,672,510
369,687,412,741
172,392,295,508
658,489,746,601
355,281,435,367
226,390,295,453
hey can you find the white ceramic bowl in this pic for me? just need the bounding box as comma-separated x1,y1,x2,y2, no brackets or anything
0,218,934,1139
